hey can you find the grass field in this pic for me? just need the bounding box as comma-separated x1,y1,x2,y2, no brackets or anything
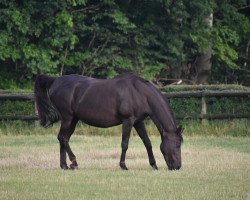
0,119,249,137
0,134,249,200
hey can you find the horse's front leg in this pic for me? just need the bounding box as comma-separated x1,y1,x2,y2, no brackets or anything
134,121,158,170
119,119,133,170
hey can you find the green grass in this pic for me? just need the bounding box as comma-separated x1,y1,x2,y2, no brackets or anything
0,119,249,137
0,135,249,200
180,119,250,137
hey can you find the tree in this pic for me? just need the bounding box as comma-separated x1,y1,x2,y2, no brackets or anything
0,0,249,88
210,0,250,85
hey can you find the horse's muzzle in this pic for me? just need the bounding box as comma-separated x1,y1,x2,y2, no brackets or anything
163,155,181,171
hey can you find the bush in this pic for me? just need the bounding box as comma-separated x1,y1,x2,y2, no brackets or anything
162,84,250,92
0,100,34,115
162,84,250,116
0,90,34,116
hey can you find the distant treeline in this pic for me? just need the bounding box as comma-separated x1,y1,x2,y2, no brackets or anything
0,0,249,88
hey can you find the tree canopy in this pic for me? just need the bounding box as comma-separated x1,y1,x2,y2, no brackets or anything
0,0,249,88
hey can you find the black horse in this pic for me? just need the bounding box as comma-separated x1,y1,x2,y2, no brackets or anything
34,73,183,170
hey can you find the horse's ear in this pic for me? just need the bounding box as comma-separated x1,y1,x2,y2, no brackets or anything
176,126,184,135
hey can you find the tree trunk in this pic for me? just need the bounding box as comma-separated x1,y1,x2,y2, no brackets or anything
194,13,213,84
195,48,212,84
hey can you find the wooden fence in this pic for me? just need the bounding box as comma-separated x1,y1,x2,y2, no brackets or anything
0,93,37,121
0,91,250,121
163,91,250,121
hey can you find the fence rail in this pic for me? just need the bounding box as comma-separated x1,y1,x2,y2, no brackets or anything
175,113,250,120
163,91,250,98
0,94,34,101
0,115,38,121
0,91,250,121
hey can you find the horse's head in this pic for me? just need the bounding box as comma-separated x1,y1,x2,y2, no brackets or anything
160,126,184,170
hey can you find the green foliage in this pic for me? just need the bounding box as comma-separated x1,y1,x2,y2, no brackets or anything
162,84,250,92
211,26,239,68
0,0,249,87
207,97,250,115
169,97,201,115
0,75,33,90
0,100,34,115
169,95,250,117
0,119,249,137
0,79,31,90
109,10,136,31
162,84,250,117
181,119,249,137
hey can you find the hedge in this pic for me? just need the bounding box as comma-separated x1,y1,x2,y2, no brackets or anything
163,85,250,117
0,85,249,119
161,84,250,92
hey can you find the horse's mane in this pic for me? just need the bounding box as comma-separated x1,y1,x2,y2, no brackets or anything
114,72,149,83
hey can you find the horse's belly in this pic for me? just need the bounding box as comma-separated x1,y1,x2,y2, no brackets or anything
81,119,121,128
76,108,121,128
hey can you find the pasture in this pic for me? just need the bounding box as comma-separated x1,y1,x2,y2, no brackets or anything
0,129,249,200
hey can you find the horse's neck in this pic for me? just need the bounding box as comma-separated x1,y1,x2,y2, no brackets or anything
148,92,177,135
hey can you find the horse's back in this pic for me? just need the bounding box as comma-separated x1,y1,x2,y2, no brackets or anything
48,73,155,125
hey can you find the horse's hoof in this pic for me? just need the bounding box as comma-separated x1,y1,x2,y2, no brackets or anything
120,162,128,170
121,166,128,170
61,165,69,170
70,164,78,170
151,164,158,170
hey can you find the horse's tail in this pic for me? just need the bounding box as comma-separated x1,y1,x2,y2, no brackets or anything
34,75,60,127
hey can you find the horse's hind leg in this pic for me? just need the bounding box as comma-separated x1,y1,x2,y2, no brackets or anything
57,118,78,170
134,121,158,170
119,118,133,170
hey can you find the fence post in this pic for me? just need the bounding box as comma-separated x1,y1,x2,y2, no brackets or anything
201,93,207,124
34,101,39,126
